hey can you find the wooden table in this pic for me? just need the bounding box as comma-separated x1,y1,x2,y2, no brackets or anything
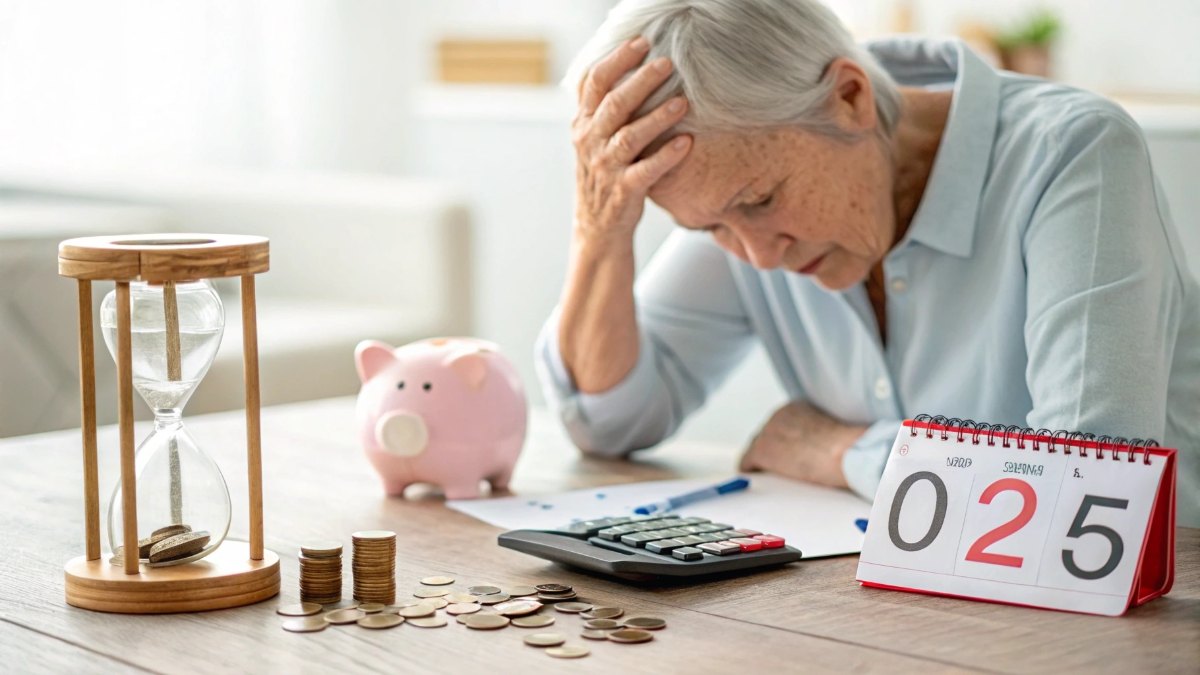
2,398,1197,673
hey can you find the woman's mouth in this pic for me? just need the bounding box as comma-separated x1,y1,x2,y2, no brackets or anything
796,254,826,275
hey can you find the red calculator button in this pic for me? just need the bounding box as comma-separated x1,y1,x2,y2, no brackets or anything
753,534,785,548
729,537,764,552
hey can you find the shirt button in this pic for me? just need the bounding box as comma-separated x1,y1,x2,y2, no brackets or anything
874,377,891,400
890,277,908,293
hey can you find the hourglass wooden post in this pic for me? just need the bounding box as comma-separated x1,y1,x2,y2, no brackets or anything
58,234,281,613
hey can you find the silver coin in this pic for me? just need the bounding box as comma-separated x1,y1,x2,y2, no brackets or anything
407,616,449,628
581,629,610,640
608,628,654,644
494,600,542,617
463,613,510,630
584,618,621,630
523,632,566,647
511,614,555,628
446,603,481,615
623,617,667,630
546,645,590,659
581,607,624,620
398,604,436,618
554,602,593,613
468,585,503,595
357,614,404,629
477,593,510,605
323,608,366,625
420,575,455,586
506,585,538,597
282,617,328,633
276,602,322,617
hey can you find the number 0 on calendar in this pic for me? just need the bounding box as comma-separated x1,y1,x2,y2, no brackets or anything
856,418,1177,616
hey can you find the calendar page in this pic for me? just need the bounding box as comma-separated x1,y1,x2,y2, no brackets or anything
857,424,1170,616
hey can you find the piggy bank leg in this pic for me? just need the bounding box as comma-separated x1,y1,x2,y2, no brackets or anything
442,480,483,500
488,467,514,492
381,477,412,497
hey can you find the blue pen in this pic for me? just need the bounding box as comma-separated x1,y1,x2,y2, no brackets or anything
855,518,869,533
633,477,751,515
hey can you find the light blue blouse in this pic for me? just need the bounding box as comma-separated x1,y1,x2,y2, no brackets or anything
535,37,1200,527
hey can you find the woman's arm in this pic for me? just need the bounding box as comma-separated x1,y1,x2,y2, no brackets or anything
559,37,692,393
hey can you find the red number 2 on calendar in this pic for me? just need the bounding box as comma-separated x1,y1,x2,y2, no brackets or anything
964,478,1037,567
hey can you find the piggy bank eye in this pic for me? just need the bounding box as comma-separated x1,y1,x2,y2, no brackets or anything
396,381,405,390
422,382,432,392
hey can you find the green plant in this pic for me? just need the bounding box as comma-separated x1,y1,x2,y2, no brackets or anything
995,9,1061,50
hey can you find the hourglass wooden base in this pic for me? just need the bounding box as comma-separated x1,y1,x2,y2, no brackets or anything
65,542,280,614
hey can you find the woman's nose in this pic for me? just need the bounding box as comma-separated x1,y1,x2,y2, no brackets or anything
738,228,789,270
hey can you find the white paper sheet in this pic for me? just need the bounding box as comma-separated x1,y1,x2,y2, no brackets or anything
447,473,871,558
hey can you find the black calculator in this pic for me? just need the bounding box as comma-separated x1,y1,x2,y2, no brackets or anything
498,514,802,581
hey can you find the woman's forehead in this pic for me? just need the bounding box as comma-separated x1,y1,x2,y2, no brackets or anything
652,131,788,204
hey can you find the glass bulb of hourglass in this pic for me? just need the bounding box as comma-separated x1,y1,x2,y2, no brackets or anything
100,280,231,566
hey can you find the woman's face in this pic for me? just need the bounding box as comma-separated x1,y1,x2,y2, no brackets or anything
647,127,895,291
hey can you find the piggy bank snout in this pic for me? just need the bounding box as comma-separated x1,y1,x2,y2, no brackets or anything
375,411,429,457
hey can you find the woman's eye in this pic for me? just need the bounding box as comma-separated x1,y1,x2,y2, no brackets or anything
749,193,774,209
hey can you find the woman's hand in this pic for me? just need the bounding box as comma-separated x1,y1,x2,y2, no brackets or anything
738,400,866,488
572,36,692,240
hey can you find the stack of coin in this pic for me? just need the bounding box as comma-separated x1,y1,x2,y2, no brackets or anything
299,541,343,605
352,530,396,604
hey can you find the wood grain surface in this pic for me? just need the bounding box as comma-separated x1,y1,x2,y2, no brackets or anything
2,397,1197,673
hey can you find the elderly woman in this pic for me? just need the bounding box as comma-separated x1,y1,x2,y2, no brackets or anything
534,0,1200,526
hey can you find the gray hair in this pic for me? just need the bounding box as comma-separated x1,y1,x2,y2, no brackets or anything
565,0,901,140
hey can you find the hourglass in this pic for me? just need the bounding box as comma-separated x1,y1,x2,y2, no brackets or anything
59,234,280,613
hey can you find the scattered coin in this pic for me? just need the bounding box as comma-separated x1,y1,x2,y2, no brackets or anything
581,607,624,620
398,604,436,618
523,632,566,647
385,600,425,611
463,613,510,630
357,614,404,629
282,617,328,633
357,603,385,614
506,585,538,597
511,614,556,628
148,531,210,563
546,646,590,659
468,585,502,596
446,592,478,604
323,600,359,610
407,616,448,628
494,600,543,617
421,575,455,586
477,593,510,606
446,603,481,615
276,602,322,617
538,593,578,603
581,629,610,640
427,597,449,610
414,588,450,599
535,584,572,593
608,628,654,644
623,617,667,630
554,602,593,613
323,608,367,625
583,619,621,630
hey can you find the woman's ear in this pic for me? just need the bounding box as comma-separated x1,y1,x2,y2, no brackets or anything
825,57,878,134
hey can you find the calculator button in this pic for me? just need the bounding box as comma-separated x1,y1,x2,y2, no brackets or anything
676,517,711,525
753,534,785,548
697,541,742,556
729,537,764,552
694,533,727,544
672,546,704,561
645,538,688,554
629,520,671,533
673,535,706,546
714,530,745,540
597,525,638,541
684,524,726,535
620,532,663,547
565,517,634,536
652,518,686,529
732,528,761,537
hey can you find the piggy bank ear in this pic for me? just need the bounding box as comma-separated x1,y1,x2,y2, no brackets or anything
446,350,488,390
355,340,397,383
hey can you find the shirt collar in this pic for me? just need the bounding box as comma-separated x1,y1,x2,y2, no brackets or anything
865,37,1001,259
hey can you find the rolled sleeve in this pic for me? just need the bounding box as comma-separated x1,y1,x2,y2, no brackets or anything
534,309,668,457
842,418,901,500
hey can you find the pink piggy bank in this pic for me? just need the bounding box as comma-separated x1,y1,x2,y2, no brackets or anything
354,337,527,499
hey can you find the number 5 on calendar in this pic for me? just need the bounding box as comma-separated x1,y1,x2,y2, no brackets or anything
856,419,1177,616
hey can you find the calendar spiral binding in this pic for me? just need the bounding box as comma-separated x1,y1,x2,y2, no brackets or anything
909,414,1160,465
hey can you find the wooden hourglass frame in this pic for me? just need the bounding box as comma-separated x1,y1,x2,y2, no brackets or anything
59,234,280,613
